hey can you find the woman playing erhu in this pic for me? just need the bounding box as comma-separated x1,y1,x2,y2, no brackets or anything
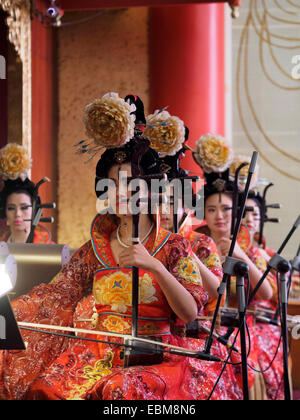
0,94,234,400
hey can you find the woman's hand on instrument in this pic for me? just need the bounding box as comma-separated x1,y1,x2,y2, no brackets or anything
216,237,245,260
118,243,159,272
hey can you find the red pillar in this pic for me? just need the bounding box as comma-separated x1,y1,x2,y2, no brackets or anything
0,10,8,148
149,3,225,176
31,1,57,240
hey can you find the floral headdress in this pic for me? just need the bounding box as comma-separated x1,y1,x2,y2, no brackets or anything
0,143,32,182
0,143,35,219
144,109,186,157
75,92,137,161
193,133,233,174
192,133,234,195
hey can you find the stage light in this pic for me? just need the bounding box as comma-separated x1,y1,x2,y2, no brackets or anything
0,243,17,299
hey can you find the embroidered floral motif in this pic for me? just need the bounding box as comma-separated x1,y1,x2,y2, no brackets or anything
255,256,267,271
66,351,114,400
101,315,131,334
204,253,222,269
98,314,167,335
93,271,157,313
176,257,202,285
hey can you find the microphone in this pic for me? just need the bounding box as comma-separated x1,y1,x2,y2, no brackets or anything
294,215,300,229
249,151,259,174
291,245,300,273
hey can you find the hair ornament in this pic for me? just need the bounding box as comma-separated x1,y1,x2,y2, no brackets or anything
0,143,32,182
192,133,233,174
144,108,186,157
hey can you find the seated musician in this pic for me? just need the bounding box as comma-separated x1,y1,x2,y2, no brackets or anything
0,143,53,244
195,138,284,400
143,112,222,308
0,93,239,400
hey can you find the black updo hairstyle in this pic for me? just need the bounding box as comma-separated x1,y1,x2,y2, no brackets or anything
95,94,162,199
158,126,199,209
246,190,263,208
0,177,39,219
203,170,234,202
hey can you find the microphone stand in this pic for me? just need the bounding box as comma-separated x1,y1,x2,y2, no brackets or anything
268,254,292,400
223,257,250,400
272,244,300,322
227,161,249,307
203,151,259,400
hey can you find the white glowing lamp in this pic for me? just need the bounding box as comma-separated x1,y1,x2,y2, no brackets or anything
0,243,17,298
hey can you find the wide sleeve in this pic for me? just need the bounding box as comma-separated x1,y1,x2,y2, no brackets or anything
0,241,98,400
247,246,278,305
163,234,209,314
193,235,223,281
192,234,223,314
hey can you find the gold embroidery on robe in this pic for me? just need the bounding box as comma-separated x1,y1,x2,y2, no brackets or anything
66,351,114,400
177,257,202,286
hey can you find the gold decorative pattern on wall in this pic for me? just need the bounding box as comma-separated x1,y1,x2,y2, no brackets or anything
57,8,150,248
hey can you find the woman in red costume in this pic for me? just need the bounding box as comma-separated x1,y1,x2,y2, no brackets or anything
155,165,243,400
0,94,236,400
0,143,53,244
144,115,243,398
194,136,283,399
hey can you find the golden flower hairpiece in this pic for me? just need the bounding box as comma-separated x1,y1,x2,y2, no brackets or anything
0,143,32,181
144,109,186,157
192,133,233,174
75,92,137,162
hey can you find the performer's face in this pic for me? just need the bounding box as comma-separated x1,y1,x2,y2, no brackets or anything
107,163,148,218
243,199,260,238
6,193,32,236
205,193,232,236
159,188,185,231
